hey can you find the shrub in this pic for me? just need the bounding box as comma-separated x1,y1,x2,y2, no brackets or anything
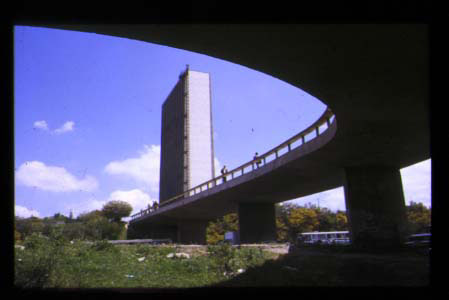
62,222,86,240
91,240,116,252
15,233,66,288
23,233,48,250
15,229,22,242
207,244,270,275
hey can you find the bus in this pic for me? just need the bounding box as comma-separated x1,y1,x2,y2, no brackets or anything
298,231,350,245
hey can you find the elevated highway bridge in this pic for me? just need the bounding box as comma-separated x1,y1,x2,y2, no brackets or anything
40,24,429,247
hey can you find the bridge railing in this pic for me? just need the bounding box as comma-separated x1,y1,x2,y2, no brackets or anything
130,107,335,221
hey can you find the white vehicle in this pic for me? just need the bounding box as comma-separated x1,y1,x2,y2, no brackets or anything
299,231,350,245
404,233,430,247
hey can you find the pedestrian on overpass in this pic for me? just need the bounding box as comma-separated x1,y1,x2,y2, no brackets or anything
221,165,228,182
254,152,262,168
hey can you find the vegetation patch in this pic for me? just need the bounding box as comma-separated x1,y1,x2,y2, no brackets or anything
14,201,430,288
15,235,275,288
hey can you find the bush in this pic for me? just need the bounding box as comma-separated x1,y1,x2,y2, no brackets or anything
15,233,66,288
15,217,45,239
23,233,49,250
135,244,153,257
91,240,116,252
63,222,86,240
15,229,22,242
207,244,269,275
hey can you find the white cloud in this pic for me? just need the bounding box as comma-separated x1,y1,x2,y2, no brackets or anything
285,159,432,211
316,188,346,211
33,120,48,131
285,187,346,212
69,189,156,220
15,205,41,218
15,161,98,192
54,121,75,134
68,198,107,218
104,145,160,192
108,189,157,215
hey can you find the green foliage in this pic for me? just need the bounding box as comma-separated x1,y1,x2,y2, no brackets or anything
207,243,270,275
15,207,129,243
23,232,49,250
62,222,86,240
15,236,428,288
405,201,431,234
206,213,239,245
276,217,288,242
91,240,116,252
78,209,104,223
134,244,175,260
207,203,351,244
15,231,67,288
102,200,133,222
335,211,349,231
76,210,125,240
206,222,225,245
15,237,275,288
275,202,349,241
15,229,22,242
288,206,319,237
15,216,45,239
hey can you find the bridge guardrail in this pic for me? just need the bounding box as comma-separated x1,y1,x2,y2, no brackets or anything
130,107,335,221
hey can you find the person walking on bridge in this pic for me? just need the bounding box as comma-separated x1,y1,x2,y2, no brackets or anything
254,152,262,168
221,165,228,183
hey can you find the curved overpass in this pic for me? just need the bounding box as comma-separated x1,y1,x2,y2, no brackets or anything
132,107,337,222
38,24,429,246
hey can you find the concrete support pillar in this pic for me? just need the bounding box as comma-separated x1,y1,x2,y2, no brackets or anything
344,166,407,249
177,220,210,244
238,202,277,244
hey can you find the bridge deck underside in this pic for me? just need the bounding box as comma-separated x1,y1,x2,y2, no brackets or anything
45,24,429,228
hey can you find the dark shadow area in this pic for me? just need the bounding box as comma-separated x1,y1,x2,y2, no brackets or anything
208,245,430,287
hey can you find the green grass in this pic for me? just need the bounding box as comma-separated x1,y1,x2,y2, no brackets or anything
14,234,429,288
14,235,273,288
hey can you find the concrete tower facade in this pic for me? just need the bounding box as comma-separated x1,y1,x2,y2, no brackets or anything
159,66,215,204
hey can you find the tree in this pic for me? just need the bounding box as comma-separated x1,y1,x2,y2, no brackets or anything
222,213,239,232
276,217,288,242
75,209,126,240
335,211,349,231
78,210,104,223
206,221,225,245
313,206,335,232
62,222,86,240
15,216,45,238
288,207,319,235
206,203,349,244
101,200,133,223
206,213,239,244
405,201,431,234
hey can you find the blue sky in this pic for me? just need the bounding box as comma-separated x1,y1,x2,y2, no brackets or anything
14,26,431,220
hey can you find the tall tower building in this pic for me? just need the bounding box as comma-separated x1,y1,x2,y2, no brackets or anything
159,66,215,204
